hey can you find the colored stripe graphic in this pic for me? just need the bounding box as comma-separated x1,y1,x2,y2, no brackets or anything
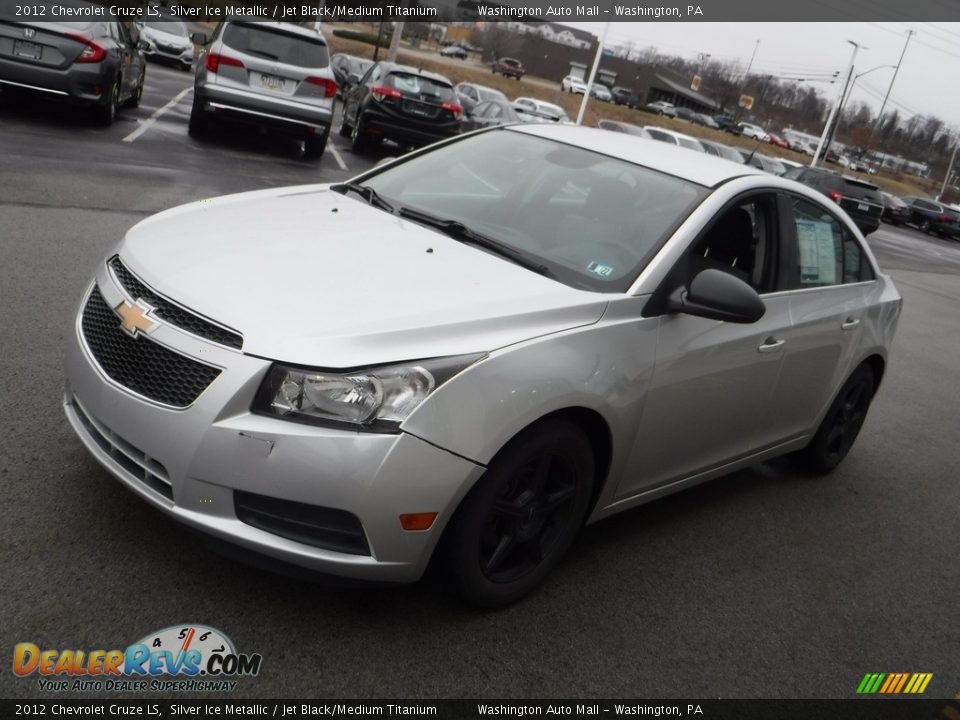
857,672,933,694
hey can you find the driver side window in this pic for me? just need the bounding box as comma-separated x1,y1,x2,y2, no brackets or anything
687,195,779,294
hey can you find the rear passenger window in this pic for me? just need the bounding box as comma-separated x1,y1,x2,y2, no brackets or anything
788,198,874,287
223,23,329,68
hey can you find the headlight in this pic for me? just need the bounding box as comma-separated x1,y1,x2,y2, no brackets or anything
253,354,485,432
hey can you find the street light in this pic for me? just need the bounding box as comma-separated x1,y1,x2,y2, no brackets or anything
811,40,862,168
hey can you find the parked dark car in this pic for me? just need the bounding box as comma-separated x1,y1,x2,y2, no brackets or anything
454,82,507,114
673,106,696,121
597,119,651,138
879,192,911,226
782,167,884,235
900,197,960,239
610,86,634,106
340,62,463,153
491,57,524,79
331,53,373,98
462,98,524,131
714,115,738,133
691,113,719,129
0,6,146,125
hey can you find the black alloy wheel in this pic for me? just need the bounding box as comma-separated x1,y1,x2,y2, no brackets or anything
793,364,876,474
445,419,594,607
96,75,121,125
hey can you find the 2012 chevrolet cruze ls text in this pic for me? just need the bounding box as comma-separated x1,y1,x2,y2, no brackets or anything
65,125,901,606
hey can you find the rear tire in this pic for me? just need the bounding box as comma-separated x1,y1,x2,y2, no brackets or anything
350,113,367,154
188,96,209,138
338,107,353,137
792,365,876,475
444,419,595,607
95,75,121,126
303,132,327,161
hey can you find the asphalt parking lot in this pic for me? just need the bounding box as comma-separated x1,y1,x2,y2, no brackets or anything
1,63,958,700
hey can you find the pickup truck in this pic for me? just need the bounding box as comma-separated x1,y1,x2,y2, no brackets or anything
491,57,525,79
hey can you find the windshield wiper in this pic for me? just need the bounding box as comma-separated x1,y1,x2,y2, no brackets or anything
245,49,280,60
331,182,394,213
397,207,552,277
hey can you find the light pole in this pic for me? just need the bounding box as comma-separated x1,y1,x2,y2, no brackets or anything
938,139,959,202
835,65,895,135
812,40,861,168
576,21,611,126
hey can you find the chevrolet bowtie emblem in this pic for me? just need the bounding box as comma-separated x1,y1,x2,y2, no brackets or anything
115,300,156,337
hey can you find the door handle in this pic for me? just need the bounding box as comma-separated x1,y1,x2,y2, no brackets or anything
758,337,785,353
841,317,861,331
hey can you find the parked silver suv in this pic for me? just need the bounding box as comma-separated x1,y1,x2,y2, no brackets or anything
190,22,335,160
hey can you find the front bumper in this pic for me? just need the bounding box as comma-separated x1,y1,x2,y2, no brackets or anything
64,265,484,583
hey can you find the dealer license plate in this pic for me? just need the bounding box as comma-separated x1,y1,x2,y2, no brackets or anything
14,40,42,60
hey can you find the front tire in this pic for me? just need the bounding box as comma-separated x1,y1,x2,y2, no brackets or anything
444,419,595,607
792,364,876,474
124,69,145,109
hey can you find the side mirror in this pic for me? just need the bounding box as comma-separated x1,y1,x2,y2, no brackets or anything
190,32,209,46
667,269,765,324
136,39,149,51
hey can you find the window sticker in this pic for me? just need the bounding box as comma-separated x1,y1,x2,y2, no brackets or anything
795,218,837,285
587,261,614,277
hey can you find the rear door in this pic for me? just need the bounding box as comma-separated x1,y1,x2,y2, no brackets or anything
763,193,875,441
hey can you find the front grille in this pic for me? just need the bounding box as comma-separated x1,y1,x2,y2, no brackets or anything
109,257,243,350
81,286,221,408
71,397,173,501
234,490,370,556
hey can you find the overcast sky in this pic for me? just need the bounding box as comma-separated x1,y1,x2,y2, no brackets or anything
564,22,960,134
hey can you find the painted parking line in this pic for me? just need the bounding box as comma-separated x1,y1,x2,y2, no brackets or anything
328,143,348,171
122,87,192,143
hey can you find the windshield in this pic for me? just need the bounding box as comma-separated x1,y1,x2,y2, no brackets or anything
147,21,188,36
359,130,708,292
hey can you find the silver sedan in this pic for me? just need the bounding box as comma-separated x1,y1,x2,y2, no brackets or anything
64,125,901,607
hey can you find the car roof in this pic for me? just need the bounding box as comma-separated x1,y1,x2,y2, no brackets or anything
507,125,766,186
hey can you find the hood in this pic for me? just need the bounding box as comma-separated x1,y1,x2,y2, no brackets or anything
145,27,191,48
121,186,608,367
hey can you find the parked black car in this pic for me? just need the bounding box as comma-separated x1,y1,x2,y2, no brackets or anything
340,62,463,153
900,197,960,240
610,86,634,106
782,167,884,235
0,6,146,125
462,98,525,132
331,53,373,99
673,106,696,121
879,192,911,226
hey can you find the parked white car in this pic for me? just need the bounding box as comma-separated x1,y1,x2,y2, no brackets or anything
561,75,588,94
644,126,706,153
738,122,769,141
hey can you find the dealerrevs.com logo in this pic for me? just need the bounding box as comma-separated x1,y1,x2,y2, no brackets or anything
13,624,262,692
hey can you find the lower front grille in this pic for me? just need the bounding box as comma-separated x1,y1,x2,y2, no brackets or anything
81,286,221,408
71,398,173,501
234,491,370,556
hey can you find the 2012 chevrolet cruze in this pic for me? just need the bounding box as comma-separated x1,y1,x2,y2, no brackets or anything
65,125,901,606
